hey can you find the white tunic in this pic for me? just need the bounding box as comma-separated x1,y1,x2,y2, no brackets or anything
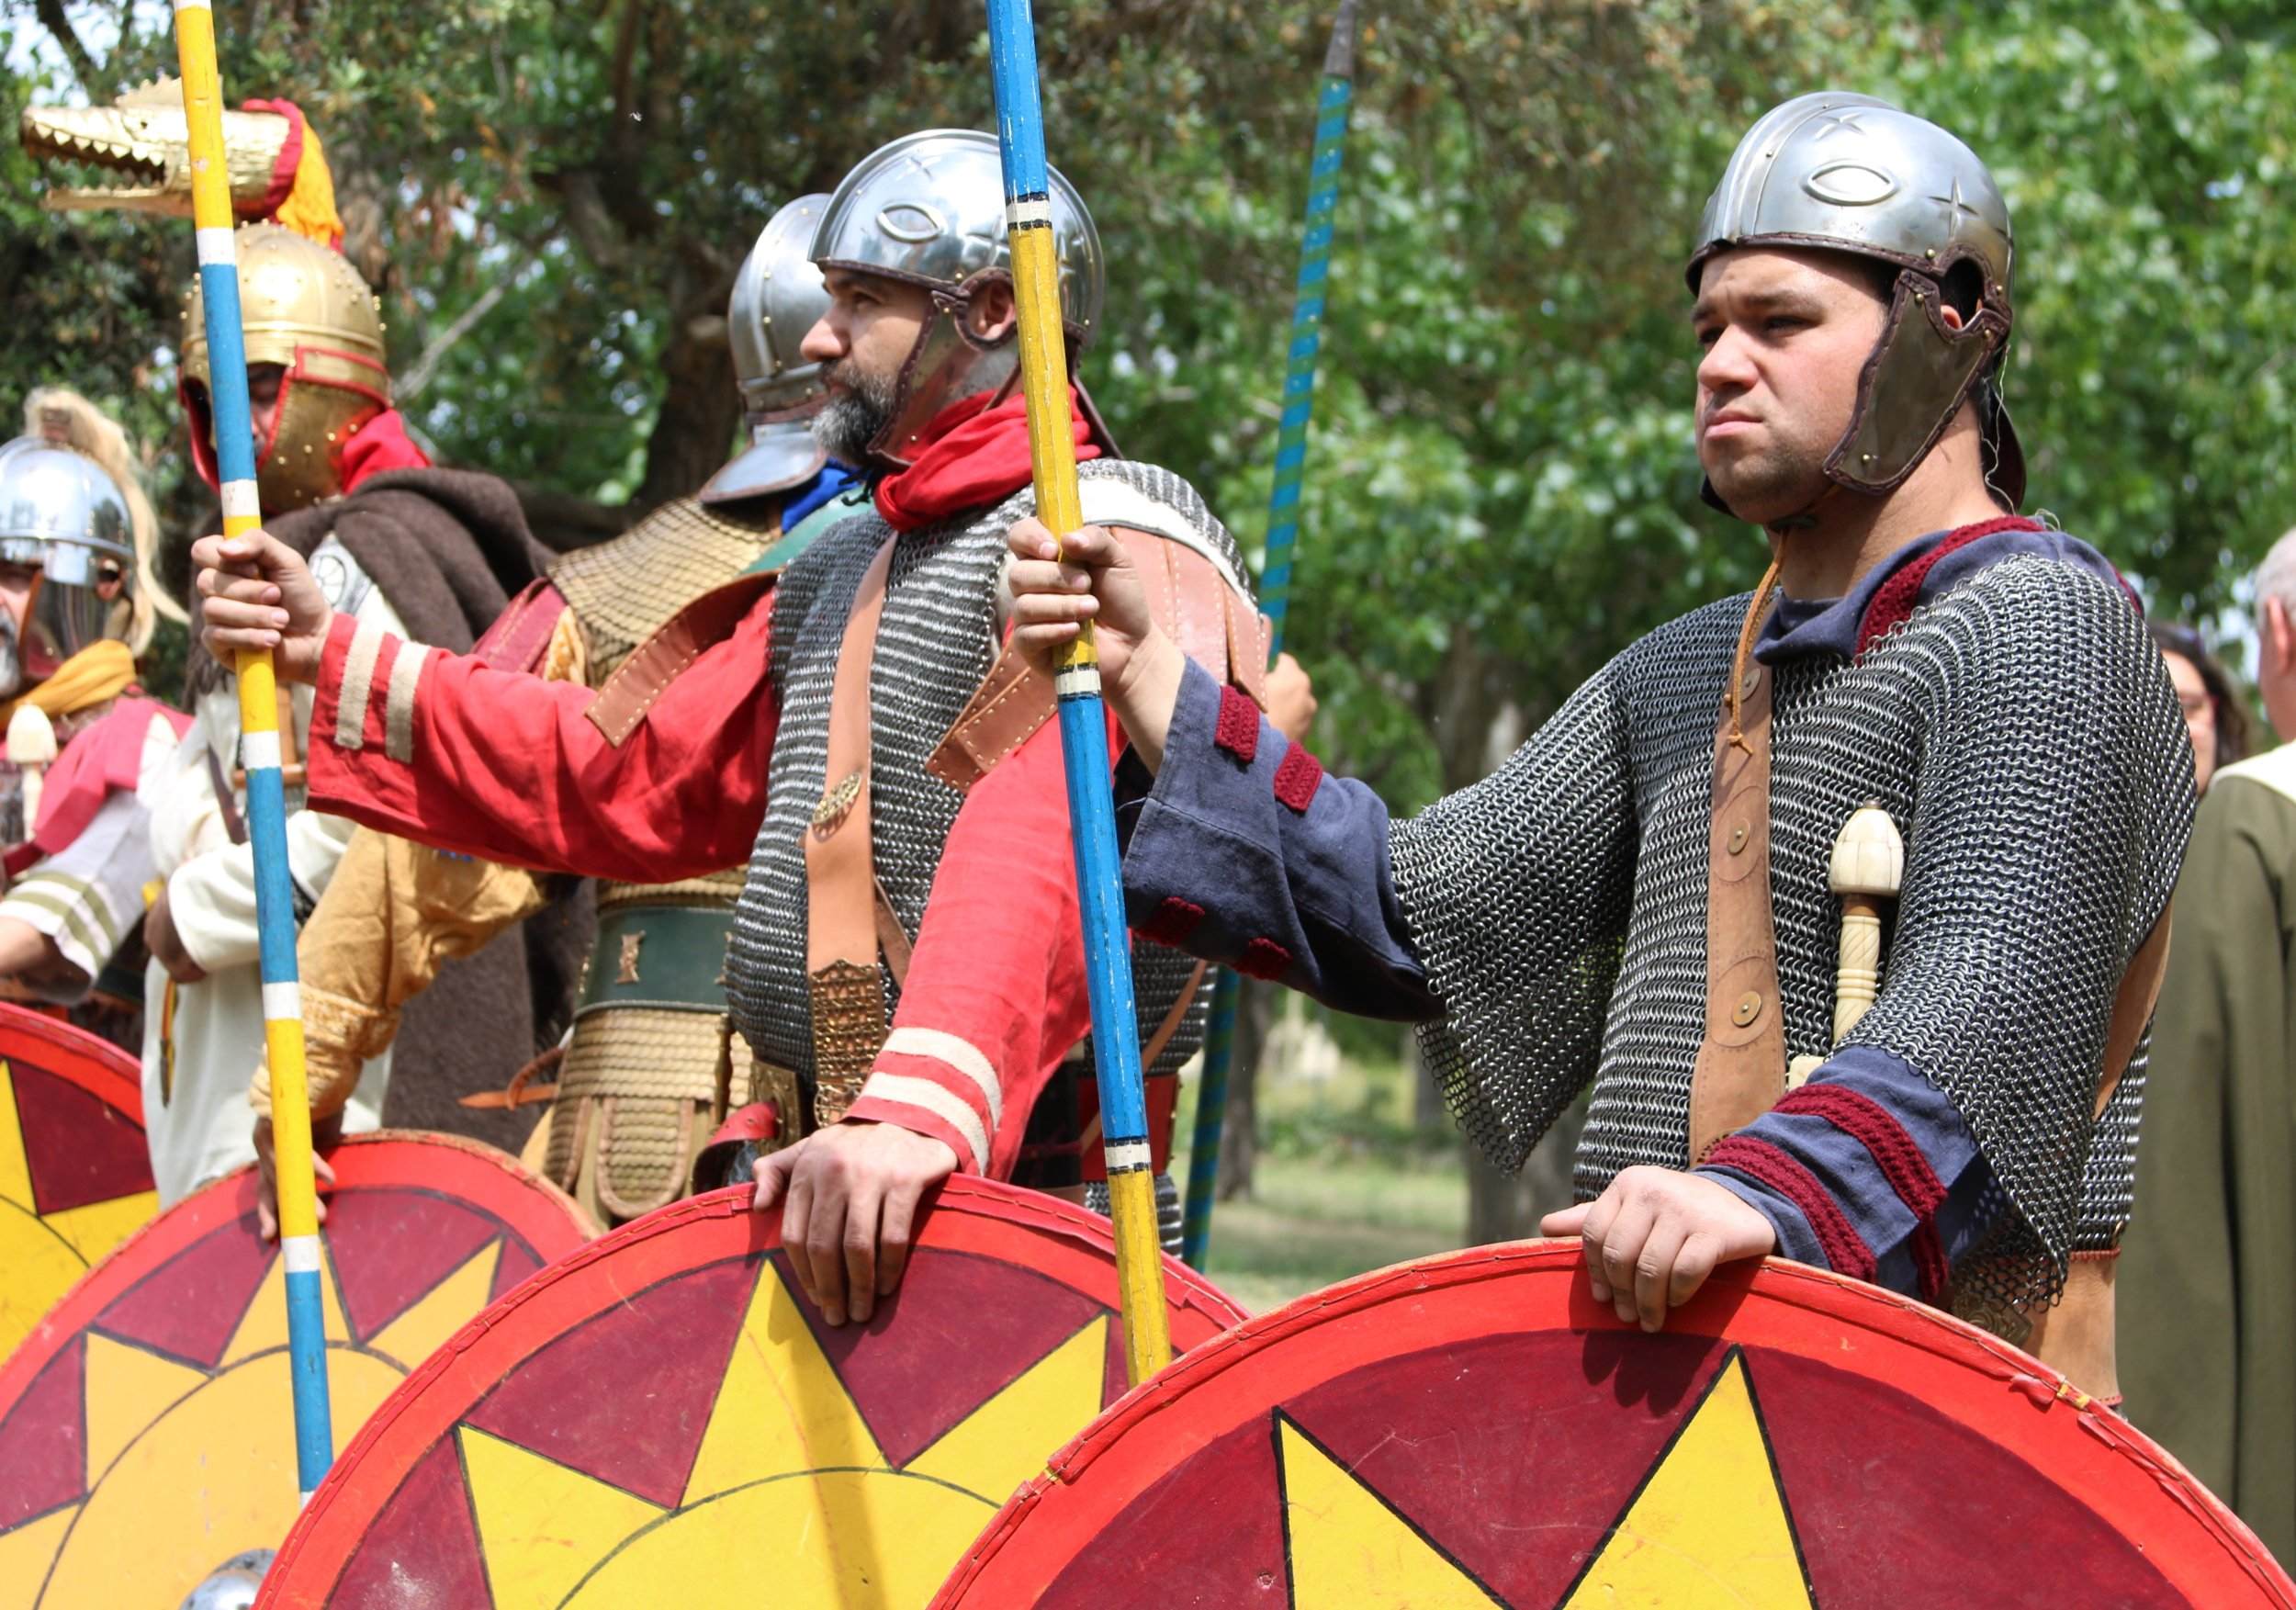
140,537,406,1204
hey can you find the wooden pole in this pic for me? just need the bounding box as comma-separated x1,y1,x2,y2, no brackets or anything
984,0,1173,1386
170,0,334,1498
1183,0,1363,1270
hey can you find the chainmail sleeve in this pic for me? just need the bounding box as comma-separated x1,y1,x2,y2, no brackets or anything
1834,557,2192,1312
1390,658,1638,1175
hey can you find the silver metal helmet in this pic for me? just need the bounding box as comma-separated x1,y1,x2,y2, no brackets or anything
0,433,139,694
1688,91,2023,512
811,129,1105,466
705,193,835,506
177,1549,274,1610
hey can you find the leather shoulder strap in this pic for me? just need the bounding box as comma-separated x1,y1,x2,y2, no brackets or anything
1686,659,1789,1163
805,539,897,1108
2094,912,2171,1119
927,529,1246,794
583,571,776,747
473,578,570,674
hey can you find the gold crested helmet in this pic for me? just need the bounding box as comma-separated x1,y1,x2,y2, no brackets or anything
180,221,389,512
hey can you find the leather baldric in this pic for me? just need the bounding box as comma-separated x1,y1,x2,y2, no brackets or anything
1680,632,2172,1402
805,538,897,1123
1686,657,1789,1164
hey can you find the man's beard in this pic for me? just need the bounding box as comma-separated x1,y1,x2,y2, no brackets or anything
812,358,899,464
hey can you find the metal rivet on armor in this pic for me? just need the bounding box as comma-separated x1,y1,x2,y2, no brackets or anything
1733,991,1764,1028
1739,667,1759,698
1925,247,1937,259
1728,822,1750,855
1862,453,1874,463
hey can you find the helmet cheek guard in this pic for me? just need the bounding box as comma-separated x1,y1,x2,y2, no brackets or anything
1827,252,2013,501
180,220,389,512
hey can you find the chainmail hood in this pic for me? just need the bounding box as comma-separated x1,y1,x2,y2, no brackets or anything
1391,551,2191,1313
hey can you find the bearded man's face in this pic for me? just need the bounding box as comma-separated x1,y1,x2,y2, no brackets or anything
802,270,934,464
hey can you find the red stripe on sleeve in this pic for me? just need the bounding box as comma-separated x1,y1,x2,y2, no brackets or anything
1214,685,1259,763
1137,896,1206,948
1773,1082,1951,1300
1236,937,1292,982
1705,1134,1877,1283
1272,744,1324,813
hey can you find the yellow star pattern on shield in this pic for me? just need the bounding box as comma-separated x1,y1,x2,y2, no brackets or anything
460,1258,1111,1610
0,1232,508,1608
1277,1347,1817,1609
0,1058,157,1360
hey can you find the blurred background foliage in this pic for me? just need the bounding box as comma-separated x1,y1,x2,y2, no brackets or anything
6,0,2292,1267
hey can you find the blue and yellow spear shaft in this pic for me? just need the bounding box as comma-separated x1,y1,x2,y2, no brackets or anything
170,0,334,1497
985,0,1173,1387
1182,0,1362,1270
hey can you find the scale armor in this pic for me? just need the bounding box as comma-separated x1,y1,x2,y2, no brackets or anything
551,496,785,671
1390,555,2189,1318
538,495,790,1218
729,461,1249,1248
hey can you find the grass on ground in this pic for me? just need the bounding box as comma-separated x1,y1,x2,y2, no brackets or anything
1169,1043,1469,1315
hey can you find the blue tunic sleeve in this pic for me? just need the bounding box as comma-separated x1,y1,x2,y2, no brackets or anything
1700,1044,2000,1302
1117,659,1437,1019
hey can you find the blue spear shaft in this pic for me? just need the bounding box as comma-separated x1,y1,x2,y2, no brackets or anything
985,0,1174,1385
1181,0,1362,1270
169,0,334,1496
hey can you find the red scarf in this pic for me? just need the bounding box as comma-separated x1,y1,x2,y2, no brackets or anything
873,387,1101,533
338,408,433,492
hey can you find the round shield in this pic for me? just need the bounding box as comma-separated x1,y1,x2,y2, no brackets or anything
936,1243,2294,1608
0,1002,156,1362
0,1131,595,1609
257,1177,1248,1608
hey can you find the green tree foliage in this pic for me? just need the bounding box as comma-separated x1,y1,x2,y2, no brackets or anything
4,0,2291,771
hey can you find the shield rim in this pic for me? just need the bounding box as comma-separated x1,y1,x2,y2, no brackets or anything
0,1001,144,1124
257,1175,1248,1604
934,1242,2294,1608
0,1129,598,1424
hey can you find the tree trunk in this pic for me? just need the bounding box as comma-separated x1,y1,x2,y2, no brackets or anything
1213,974,1274,1201
1464,1107,1584,1244
632,306,740,516
1412,1030,1446,1130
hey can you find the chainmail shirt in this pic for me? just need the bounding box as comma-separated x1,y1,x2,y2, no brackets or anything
727,461,1250,1113
1391,554,2191,1310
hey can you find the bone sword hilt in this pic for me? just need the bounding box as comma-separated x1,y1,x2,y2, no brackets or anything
1828,803,1905,1044
6,706,57,839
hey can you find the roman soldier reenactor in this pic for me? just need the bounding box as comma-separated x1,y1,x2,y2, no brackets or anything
196,130,1305,1325
1002,91,2190,1402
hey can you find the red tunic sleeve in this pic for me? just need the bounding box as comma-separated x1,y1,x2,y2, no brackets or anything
843,711,1103,1175
304,602,778,884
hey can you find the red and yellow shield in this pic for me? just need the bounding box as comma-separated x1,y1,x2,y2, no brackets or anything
0,1131,593,1608
257,1177,1246,1608
937,1243,2293,1607
0,1003,156,1363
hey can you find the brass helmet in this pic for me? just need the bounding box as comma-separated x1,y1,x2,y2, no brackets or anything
180,222,390,512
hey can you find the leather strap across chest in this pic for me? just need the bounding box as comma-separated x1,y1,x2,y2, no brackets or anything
804,538,897,1120
1687,658,1789,1164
